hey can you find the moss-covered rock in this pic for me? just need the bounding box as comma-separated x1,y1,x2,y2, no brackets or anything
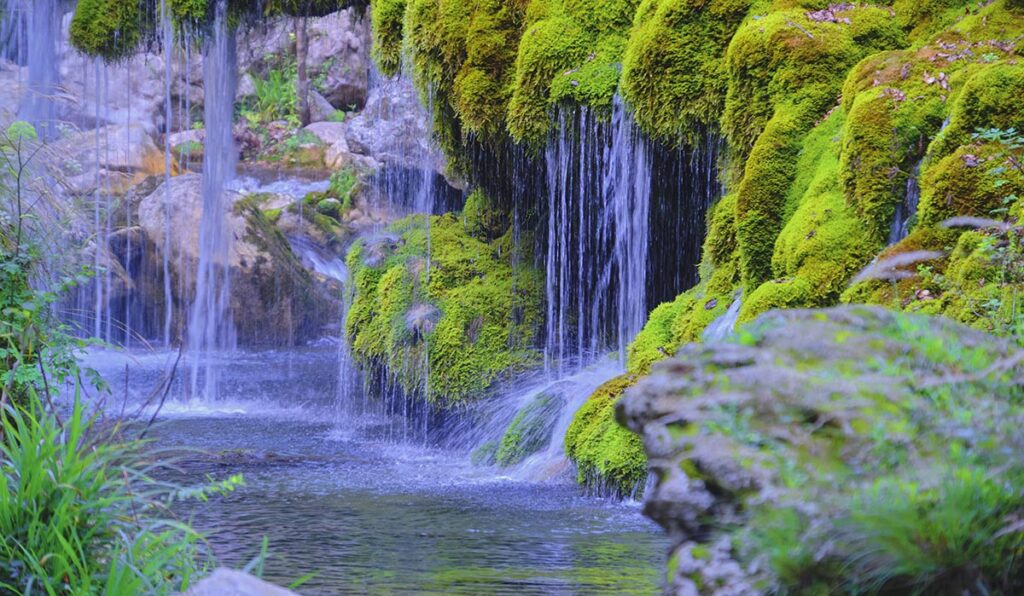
370,0,407,76
70,0,142,61
494,392,562,466
621,306,1024,593
565,374,647,497
346,211,543,405
621,0,751,144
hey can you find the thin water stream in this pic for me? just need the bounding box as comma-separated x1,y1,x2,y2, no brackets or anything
82,347,666,594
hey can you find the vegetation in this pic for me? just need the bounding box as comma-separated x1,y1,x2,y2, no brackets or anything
0,123,238,593
345,210,543,405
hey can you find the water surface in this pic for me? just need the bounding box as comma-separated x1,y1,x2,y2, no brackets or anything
83,347,666,594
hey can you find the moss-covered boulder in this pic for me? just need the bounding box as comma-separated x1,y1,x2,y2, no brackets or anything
346,209,543,405
620,306,1024,593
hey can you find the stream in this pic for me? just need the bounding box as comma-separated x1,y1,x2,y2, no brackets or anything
82,347,666,594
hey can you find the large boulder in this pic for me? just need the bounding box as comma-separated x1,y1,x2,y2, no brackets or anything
620,306,1024,594
136,174,339,346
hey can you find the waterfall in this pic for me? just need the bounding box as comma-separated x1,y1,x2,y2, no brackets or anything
544,99,717,372
12,0,62,141
187,0,238,401
161,0,174,346
702,291,743,343
890,161,921,244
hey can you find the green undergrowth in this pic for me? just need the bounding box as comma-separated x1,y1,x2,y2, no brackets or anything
346,206,543,406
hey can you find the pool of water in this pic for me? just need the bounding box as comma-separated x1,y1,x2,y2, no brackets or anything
82,347,666,594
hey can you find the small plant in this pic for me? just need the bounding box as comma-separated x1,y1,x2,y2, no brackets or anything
329,168,358,211
250,65,298,124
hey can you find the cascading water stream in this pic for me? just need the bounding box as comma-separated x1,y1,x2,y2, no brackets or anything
890,161,922,244
187,0,238,401
161,0,174,346
16,0,62,141
544,99,655,374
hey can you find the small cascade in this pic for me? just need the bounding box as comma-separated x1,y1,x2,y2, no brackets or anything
187,0,238,401
890,161,921,244
702,291,743,343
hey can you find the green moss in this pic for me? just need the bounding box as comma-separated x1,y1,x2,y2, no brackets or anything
726,6,905,286
495,393,561,466
621,0,751,143
70,0,141,61
565,375,647,497
346,213,543,405
461,189,508,239
627,296,693,374
917,143,1019,227
738,277,814,324
506,14,590,145
371,0,407,76
773,110,879,304
930,63,1024,161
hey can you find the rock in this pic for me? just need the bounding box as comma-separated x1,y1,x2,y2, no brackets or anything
236,72,258,102
48,124,166,195
136,174,338,345
344,75,441,172
308,89,338,123
57,14,167,135
184,569,297,596
620,306,1024,592
303,121,347,146
307,9,370,110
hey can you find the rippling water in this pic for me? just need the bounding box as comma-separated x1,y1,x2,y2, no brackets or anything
82,347,666,594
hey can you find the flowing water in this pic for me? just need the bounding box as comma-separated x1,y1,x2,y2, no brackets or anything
187,0,238,401
81,347,666,594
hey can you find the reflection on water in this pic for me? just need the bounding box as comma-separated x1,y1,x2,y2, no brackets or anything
83,347,665,594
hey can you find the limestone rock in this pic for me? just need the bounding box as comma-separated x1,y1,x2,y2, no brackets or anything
136,174,338,345
184,569,297,596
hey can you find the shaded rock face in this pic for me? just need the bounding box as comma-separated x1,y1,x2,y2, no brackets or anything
46,123,165,195
619,306,1024,594
136,174,338,346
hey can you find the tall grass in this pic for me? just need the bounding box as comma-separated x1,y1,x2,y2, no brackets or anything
0,395,212,594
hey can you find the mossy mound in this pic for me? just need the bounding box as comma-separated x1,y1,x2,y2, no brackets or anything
346,209,543,406
70,0,142,61
621,306,1024,593
564,374,647,497
621,0,751,144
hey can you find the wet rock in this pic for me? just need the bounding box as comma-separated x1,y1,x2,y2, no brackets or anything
307,9,370,110
344,75,441,172
184,569,297,596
